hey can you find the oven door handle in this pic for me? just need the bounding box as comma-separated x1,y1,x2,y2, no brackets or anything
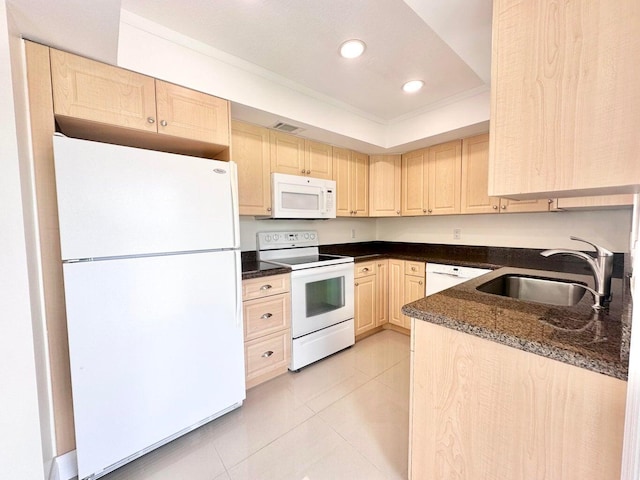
289,262,354,279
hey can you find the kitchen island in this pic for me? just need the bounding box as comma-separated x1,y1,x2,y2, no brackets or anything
403,266,630,480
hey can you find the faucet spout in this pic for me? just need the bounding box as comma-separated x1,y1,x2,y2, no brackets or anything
540,237,613,307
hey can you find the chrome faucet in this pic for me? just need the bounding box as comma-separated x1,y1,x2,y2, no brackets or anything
540,236,614,307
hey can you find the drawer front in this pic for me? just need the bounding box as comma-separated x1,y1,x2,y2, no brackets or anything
405,261,425,277
244,293,290,341
245,330,291,381
355,260,376,278
242,273,290,300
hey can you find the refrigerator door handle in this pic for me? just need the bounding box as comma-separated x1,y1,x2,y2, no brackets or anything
234,251,243,329
228,161,241,250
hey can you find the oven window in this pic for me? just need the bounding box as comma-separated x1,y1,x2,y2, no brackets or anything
305,276,345,317
282,192,319,210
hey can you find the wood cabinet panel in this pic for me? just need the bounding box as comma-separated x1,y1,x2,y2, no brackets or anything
270,130,305,175
388,259,405,327
403,275,424,330
401,148,428,216
556,194,634,210
333,147,369,217
242,274,290,301
428,140,461,215
410,320,627,480
461,134,500,214
489,0,640,197
354,275,376,336
155,80,229,145
375,260,389,327
245,330,290,389
305,140,333,179
243,294,290,341
232,121,271,216
51,49,157,133
351,151,369,216
499,198,551,213
369,155,401,217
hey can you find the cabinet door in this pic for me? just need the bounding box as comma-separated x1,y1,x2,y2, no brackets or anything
461,134,500,214
401,148,428,216
489,0,640,196
270,131,305,175
375,260,389,326
232,121,271,216
428,140,462,215
305,140,333,179
354,275,377,336
403,274,425,330
155,80,229,145
369,155,401,217
333,147,352,217
50,49,157,133
388,259,405,327
351,151,369,217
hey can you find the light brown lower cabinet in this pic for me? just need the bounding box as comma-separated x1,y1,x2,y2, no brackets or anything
242,274,291,389
388,260,425,331
354,260,389,338
409,319,627,480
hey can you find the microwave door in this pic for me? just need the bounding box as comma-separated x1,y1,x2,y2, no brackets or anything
278,185,321,218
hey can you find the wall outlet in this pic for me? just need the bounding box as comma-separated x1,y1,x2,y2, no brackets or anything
351,228,356,239
453,228,461,240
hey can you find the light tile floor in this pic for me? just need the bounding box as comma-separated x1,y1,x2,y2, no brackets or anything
102,330,410,480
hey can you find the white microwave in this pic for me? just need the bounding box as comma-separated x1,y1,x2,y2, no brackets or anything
264,173,336,219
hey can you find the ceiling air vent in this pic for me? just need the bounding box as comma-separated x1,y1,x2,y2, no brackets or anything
271,122,304,134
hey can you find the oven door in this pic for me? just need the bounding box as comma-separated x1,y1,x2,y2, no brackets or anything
290,262,354,338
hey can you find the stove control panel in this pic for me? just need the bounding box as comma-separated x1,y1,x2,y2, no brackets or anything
257,230,318,250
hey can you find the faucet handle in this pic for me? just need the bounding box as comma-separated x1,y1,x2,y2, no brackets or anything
569,236,613,257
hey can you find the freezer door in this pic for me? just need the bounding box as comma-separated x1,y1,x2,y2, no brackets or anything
53,136,239,260
63,251,245,479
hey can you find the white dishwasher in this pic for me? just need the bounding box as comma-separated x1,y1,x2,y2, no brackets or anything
425,263,491,296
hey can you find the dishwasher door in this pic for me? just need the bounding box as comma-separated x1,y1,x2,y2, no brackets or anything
425,263,491,296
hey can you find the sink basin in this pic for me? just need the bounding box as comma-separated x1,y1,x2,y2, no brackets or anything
476,274,587,306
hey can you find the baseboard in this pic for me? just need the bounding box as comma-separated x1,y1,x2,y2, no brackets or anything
49,450,77,480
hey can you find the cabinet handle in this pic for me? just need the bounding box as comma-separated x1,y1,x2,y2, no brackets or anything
160,120,168,127
411,266,416,271
267,207,272,212
147,117,155,124
301,169,306,174
492,205,498,210
260,313,273,319
362,267,369,272
306,170,311,174
419,281,423,285
422,209,427,213
501,205,507,210
396,210,400,215
262,350,274,358
378,263,382,267
428,209,432,213
355,282,359,286
260,284,272,290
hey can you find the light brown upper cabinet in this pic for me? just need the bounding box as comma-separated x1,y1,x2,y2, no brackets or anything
402,140,462,216
333,147,369,217
50,49,230,157
462,134,552,214
270,131,333,179
232,121,271,216
369,154,401,217
555,195,634,210
489,0,640,198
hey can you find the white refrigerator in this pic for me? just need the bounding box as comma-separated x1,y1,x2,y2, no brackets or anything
53,135,246,480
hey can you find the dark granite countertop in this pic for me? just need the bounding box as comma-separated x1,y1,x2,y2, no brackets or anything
241,241,631,379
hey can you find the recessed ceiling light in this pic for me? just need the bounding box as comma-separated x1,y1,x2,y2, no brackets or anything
402,80,424,93
340,39,366,59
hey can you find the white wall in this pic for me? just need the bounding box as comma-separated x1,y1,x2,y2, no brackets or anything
0,1,46,478
377,209,633,252
241,208,632,253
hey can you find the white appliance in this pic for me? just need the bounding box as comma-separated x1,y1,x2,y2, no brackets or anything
53,135,246,480
257,231,354,370
425,262,491,296
264,173,336,219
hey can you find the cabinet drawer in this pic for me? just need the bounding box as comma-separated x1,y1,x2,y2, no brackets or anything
242,274,290,300
405,261,425,277
245,330,291,388
355,260,377,278
244,293,290,341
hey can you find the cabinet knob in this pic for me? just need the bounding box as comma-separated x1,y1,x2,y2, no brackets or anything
147,117,155,124
428,209,432,213
306,170,311,174
492,205,498,210
267,207,272,212
301,169,306,174
411,266,416,271
355,282,359,286
501,205,507,210
260,313,273,319
423,209,427,213
260,284,272,290
396,210,400,215
419,281,423,285
262,350,274,358
160,120,168,127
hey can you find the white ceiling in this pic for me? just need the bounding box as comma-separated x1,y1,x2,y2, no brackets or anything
6,0,493,151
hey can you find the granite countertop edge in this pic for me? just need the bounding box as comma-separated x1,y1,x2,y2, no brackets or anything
402,303,627,380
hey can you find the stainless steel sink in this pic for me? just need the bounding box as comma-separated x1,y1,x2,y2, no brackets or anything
476,274,588,306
